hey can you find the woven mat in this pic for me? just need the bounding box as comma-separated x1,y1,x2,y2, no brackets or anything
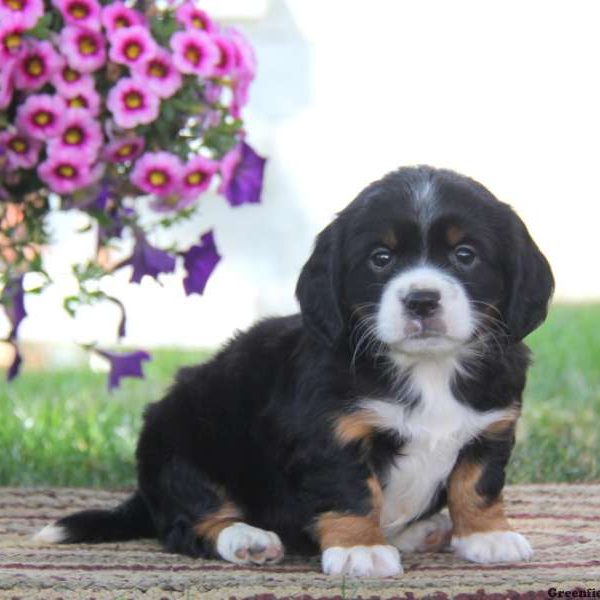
1,485,599,600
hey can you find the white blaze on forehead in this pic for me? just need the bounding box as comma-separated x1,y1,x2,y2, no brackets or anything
376,266,474,355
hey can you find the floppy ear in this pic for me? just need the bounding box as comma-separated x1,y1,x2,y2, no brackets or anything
295,222,345,346
503,217,554,341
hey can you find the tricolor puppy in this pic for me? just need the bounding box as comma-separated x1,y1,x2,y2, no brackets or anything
36,166,554,577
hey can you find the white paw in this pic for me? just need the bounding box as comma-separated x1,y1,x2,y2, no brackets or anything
216,523,284,565
452,531,533,563
388,513,451,552
33,524,67,544
321,544,402,577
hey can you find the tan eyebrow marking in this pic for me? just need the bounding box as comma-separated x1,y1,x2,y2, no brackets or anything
447,225,466,246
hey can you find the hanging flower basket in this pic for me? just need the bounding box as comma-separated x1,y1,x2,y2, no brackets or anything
0,0,266,387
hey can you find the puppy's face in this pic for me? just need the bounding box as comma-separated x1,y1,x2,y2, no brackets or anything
297,167,554,360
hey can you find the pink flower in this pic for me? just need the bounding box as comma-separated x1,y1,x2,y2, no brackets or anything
38,148,101,194
62,85,101,116
133,48,182,99
210,34,236,77
180,155,218,198
60,25,106,73
0,0,43,29
0,129,42,169
227,28,257,117
16,94,67,140
106,77,159,128
101,2,145,35
170,30,218,77
108,25,157,68
103,136,144,163
13,40,61,91
53,0,101,31
47,108,103,160
130,151,181,197
51,60,94,96
0,57,17,109
175,2,214,33
0,14,27,62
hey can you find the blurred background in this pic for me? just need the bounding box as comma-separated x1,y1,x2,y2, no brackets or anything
1,0,599,485
2,0,600,354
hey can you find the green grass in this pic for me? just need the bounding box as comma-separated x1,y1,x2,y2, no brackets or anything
1,304,599,486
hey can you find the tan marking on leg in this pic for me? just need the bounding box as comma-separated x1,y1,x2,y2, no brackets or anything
447,225,465,246
447,462,510,537
367,475,384,518
193,501,243,544
315,512,387,549
333,410,379,445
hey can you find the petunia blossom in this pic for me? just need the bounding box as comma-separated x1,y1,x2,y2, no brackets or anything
218,141,266,206
117,231,176,283
132,48,182,99
108,25,157,68
175,2,214,33
62,85,101,116
227,28,257,117
181,230,221,296
0,129,42,169
210,34,237,78
94,347,151,390
0,14,27,61
54,0,101,31
170,30,219,77
106,77,160,128
130,151,181,197
0,0,43,29
103,136,144,164
1,274,27,340
51,61,94,96
14,41,61,91
47,108,103,160
60,25,106,73
0,58,17,109
16,94,67,140
180,154,218,199
101,2,145,35
38,148,101,194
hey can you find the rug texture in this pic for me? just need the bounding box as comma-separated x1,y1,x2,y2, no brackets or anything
0,485,599,600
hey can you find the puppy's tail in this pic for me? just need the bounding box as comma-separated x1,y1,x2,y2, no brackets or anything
34,491,155,544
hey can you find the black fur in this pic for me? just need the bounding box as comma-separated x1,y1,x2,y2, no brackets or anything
49,166,553,560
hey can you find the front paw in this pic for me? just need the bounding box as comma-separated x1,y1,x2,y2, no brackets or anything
321,544,402,577
451,531,533,563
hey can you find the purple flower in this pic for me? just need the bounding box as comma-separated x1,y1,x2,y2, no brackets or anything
108,25,157,69
181,230,221,296
1,274,27,340
60,25,106,73
118,231,176,283
94,347,151,390
218,141,266,206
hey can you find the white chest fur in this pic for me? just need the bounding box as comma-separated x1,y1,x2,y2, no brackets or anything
361,359,508,535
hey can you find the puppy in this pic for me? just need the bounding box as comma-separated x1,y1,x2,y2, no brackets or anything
36,166,554,577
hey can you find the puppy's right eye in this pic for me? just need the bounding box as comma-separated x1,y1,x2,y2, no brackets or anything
369,248,394,270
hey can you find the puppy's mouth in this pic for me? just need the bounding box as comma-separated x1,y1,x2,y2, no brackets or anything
404,317,447,339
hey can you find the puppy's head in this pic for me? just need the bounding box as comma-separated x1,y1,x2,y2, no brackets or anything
296,166,554,360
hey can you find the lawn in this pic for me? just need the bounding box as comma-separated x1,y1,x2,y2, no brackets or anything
1,304,599,487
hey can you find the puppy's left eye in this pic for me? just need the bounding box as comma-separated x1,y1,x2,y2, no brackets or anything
369,248,394,270
453,245,477,266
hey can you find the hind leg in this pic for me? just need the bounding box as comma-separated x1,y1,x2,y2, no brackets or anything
387,513,452,553
139,457,284,564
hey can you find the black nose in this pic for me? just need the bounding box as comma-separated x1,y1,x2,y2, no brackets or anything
403,289,441,318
